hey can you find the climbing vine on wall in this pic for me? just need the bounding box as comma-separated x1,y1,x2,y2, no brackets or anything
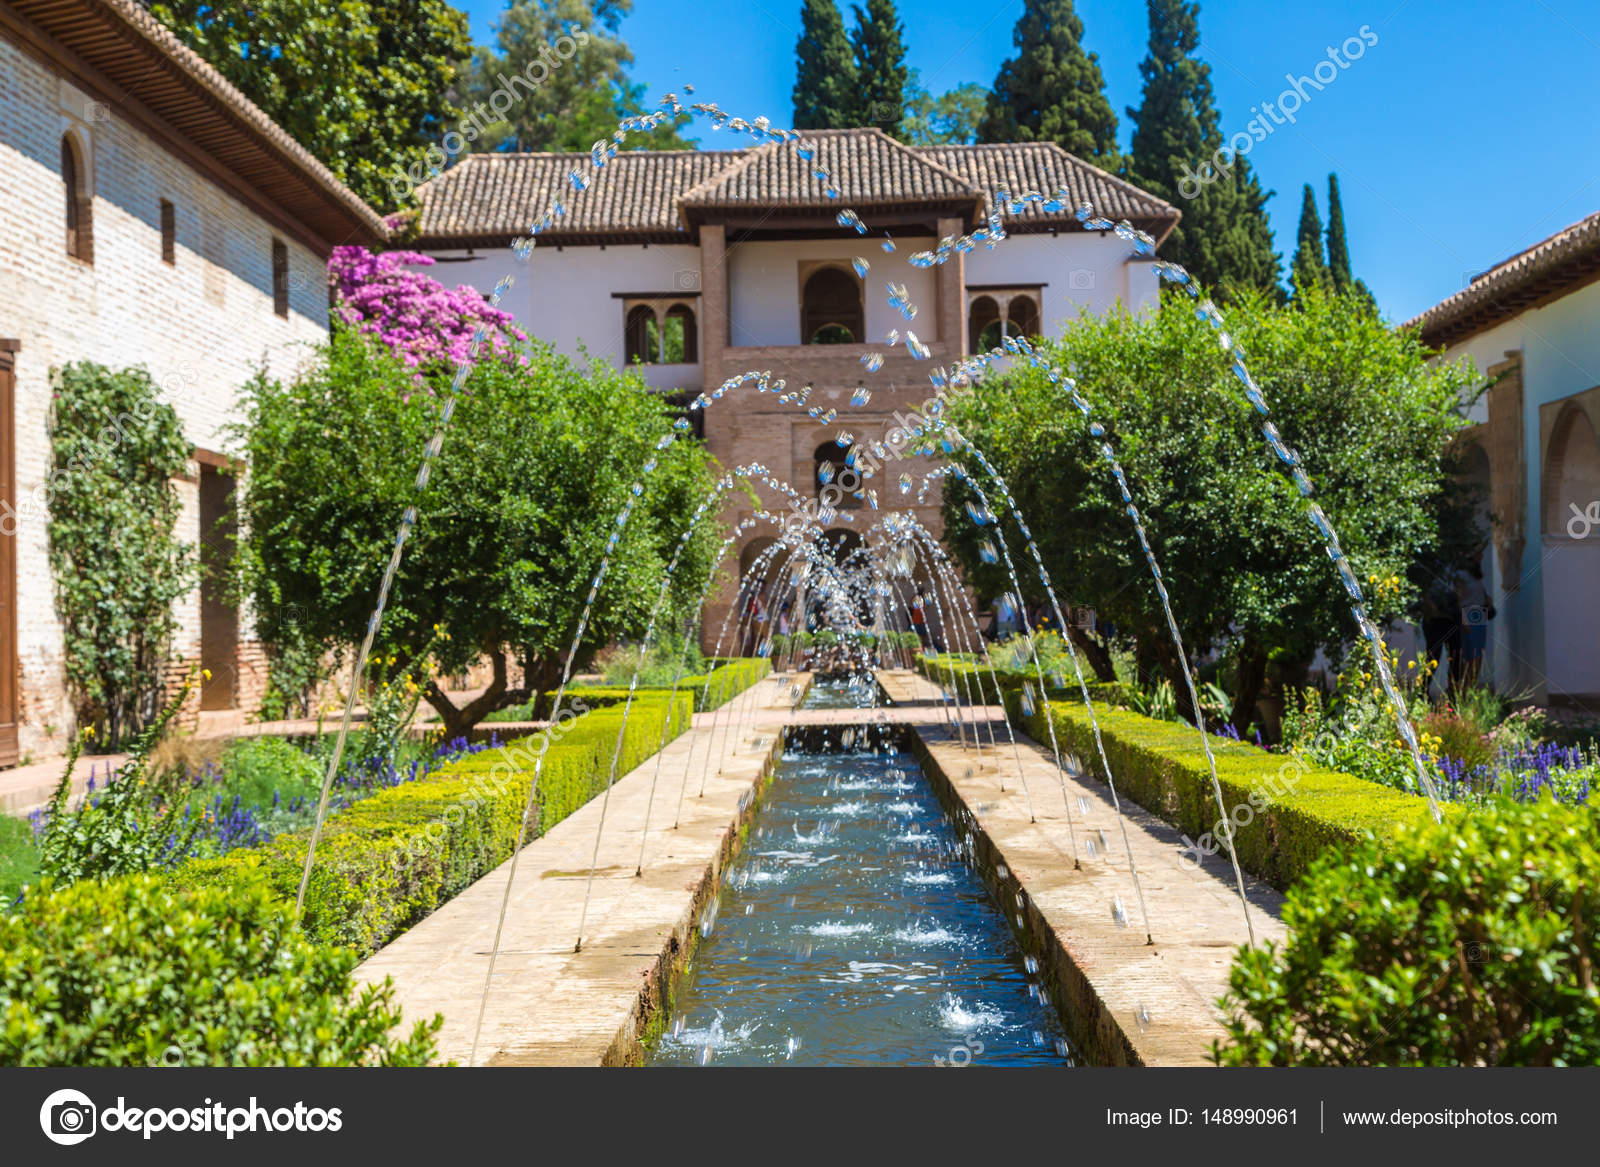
46,362,195,747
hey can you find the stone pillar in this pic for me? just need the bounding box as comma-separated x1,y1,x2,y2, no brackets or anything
935,215,965,358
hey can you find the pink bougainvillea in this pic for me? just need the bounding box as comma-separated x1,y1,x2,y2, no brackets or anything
328,246,527,375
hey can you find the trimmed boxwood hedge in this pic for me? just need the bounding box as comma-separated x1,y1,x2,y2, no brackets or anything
486,656,772,721
915,654,1446,889
1,876,439,1066
180,693,693,954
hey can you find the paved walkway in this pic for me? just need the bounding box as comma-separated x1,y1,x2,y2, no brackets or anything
879,669,1286,1065
356,671,811,1066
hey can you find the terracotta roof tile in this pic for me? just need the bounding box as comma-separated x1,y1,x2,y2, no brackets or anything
416,128,1180,246
1406,210,1600,346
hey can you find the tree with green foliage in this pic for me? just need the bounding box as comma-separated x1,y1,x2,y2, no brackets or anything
234,327,723,737
1324,173,1379,313
1290,182,1332,300
148,0,471,212
456,0,693,153
1125,0,1279,298
979,0,1120,165
46,362,195,747
793,0,859,129
941,293,1479,731
900,74,987,145
849,0,909,135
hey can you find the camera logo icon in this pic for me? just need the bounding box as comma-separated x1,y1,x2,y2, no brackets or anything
40,1089,97,1146
1069,268,1096,291
672,269,700,291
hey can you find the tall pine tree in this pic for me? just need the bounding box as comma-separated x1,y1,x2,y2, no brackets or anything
979,0,1119,164
1125,0,1279,299
1290,183,1332,301
1323,173,1378,313
1325,174,1352,292
793,0,859,130
850,0,909,135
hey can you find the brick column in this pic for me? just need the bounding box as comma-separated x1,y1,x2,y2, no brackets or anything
696,223,738,654
935,215,966,358
699,223,728,394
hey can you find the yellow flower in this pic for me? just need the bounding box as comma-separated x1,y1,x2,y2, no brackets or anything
202,668,212,682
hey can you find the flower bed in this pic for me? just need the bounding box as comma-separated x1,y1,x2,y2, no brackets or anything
180,693,692,953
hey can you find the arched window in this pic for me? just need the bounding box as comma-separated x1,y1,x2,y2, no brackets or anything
1544,404,1600,538
802,267,862,345
1007,294,1039,340
814,440,863,508
664,303,697,363
62,134,92,263
968,295,1001,352
740,535,787,581
624,304,656,364
821,527,864,564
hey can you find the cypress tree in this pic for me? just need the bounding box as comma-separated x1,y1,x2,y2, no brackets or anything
1325,173,1352,292
979,0,1120,165
850,0,909,136
793,0,858,130
1323,172,1378,312
1125,0,1280,298
1290,183,1332,300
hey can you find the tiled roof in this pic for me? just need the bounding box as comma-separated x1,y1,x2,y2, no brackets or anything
679,128,979,209
919,141,1176,229
4,0,386,246
415,128,1180,246
1407,210,1600,347
413,149,737,242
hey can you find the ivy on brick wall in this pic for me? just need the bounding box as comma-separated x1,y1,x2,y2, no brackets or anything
46,362,196,748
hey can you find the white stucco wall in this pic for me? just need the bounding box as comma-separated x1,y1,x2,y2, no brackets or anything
1,36,330,753
1439,277,1600,701
963,230,1162,328
422,242,704,394
725,237,941,348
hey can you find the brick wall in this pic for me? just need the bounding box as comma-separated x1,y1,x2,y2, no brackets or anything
1,38,330,759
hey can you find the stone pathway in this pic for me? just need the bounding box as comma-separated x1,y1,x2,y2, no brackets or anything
879,669,1286,1065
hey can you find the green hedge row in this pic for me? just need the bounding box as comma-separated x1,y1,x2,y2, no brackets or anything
1,876,439,1066
915,654,1444,889
181,693,693,954
918,651,1133,708
484,656,772,722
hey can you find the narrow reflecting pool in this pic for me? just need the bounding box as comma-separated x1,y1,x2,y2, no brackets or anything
647,681,1071,1067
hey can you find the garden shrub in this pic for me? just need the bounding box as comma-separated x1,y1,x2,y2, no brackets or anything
1216,798,1600,1065
180,693,692,952
0,875,438,1066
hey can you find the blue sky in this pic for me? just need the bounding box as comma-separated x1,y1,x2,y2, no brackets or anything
460,0,1600,323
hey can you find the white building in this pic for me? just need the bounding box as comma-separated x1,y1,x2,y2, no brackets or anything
0,0,385,764
412,128,1179,639
1408,211,1600,709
